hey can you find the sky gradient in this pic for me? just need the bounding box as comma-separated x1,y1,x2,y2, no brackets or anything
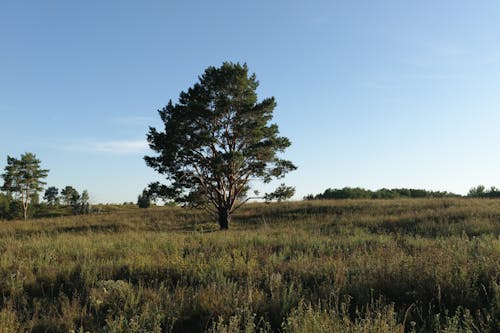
1,1,500,203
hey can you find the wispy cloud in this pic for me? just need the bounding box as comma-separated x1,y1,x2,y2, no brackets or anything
64,139,150,155
91,140,149,154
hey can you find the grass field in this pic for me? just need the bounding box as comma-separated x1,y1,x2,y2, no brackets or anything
0,199,498,332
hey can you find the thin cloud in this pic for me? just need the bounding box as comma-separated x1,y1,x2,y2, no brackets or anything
92,140,149,155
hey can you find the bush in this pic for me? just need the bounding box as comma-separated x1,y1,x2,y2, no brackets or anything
137,189,151,208
0,194,10,219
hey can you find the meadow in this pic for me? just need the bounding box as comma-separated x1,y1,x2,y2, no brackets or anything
0,199,498,332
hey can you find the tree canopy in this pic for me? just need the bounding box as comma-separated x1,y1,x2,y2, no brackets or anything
44,186,59,205
61,186,79,206
145,62,296,229
1,153,49,220
305,187,459,200
137,188,151,209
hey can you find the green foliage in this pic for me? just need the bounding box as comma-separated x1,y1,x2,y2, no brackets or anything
58,187,92,215
43,186,59,205
145,62,296,229
264,183,295,202
0,193,10,219
467,185,500,198
0,155,92,219
468,185,486,197
137,189,151,208
61,185,79,206
308,187,459,200
0,199,498,332
309,185,500,201
1,152,49,220
73,189,91,214
7,200,24,220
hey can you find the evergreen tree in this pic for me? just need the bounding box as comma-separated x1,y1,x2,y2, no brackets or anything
1,153,49,220
74,189,91,214
61,186,79,206
43,186,59,205
145,62,296,229
137,189,151,208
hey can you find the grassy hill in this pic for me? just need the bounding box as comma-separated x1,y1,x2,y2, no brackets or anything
0,199,498,332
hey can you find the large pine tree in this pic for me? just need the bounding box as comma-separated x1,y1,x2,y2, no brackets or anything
145,62,296,229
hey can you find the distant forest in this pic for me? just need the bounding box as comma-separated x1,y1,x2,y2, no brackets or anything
305,185,500,200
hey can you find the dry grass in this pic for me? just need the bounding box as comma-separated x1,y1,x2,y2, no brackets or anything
0,198,498,332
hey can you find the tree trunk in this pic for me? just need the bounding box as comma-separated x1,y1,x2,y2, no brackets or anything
22,199,28,221
22,191,28,221
218,209,230,230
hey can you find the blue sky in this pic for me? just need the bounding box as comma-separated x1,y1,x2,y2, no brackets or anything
1,1,500,203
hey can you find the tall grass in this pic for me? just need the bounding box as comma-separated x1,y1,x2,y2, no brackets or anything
0,198,498,332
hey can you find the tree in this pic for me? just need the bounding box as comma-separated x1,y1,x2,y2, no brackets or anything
137,189,151,208
43,186,59,205
80,190,90,205
145,62,296,229
1,153,49,220
468,185,486,198
74,189,91,214
61,186,79,206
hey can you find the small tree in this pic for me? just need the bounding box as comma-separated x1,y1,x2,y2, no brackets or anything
61,186,79,206
468,185,486,198
43,186,59,205
145,62,296,229
1,153,49,220
74,189,91,214
137,189,151,208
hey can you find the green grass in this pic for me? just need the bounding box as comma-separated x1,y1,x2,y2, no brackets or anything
0,199,499,332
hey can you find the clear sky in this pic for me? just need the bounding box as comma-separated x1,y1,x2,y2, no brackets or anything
1,1,500,203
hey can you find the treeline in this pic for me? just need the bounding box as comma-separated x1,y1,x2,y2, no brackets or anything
306,185,500,200
467,185,500,198
305,187,458,200
0,152,93,220
0,185,92,220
